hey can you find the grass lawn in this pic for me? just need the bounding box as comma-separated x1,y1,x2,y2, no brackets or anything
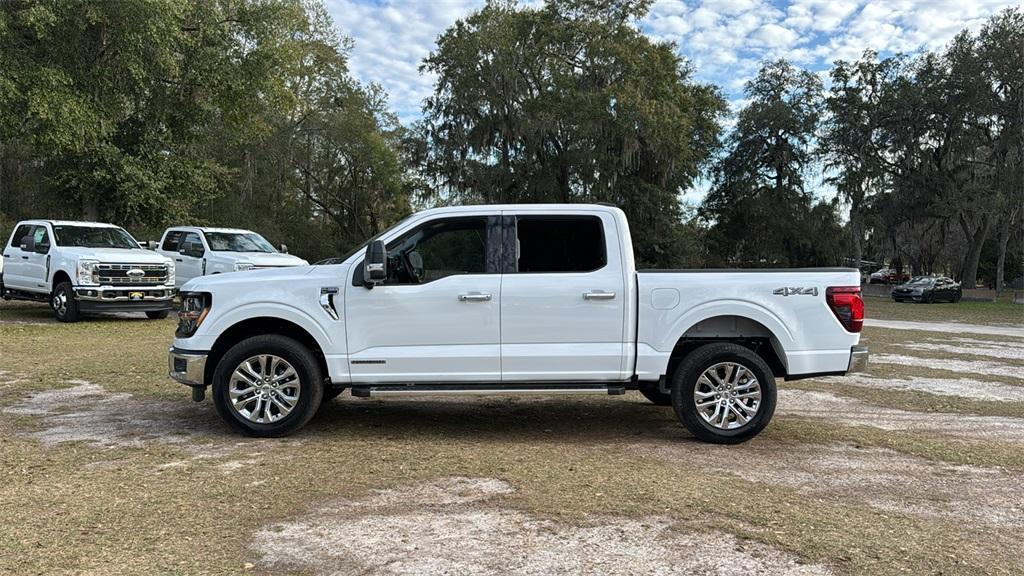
1,298,1022,575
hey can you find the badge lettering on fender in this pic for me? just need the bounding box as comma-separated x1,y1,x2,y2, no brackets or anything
773,287,818,296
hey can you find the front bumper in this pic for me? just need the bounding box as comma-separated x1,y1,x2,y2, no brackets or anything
75,285,175,312
847,346,869,373
169,347,208,387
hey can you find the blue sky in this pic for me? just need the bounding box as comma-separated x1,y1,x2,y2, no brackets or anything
324,0,1014,201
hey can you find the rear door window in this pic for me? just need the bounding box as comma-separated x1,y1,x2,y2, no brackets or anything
162,230,185,252
514,216,606,273
11,224,32,249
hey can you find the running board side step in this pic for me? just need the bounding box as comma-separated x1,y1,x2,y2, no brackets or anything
351,383,627,398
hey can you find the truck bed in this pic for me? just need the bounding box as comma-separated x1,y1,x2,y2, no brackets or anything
634,268,862,380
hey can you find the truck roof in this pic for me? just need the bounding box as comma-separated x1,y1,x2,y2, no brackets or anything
165,226,255,234
18,220,123,228
413,203,625,216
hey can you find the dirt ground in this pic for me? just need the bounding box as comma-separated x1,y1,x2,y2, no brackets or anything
1,297,1022,575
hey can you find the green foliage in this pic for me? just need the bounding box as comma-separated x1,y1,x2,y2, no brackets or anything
702,60,843,267
0,0,411,260
418,0,726,267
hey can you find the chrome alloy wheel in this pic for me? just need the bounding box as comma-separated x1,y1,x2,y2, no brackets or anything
228,355,302,424
693,361,761,430
52,288,68,316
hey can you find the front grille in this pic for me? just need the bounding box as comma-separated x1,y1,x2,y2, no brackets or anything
95,263,168,286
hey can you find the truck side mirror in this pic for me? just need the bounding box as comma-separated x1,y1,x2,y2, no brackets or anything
363,240,387,287
19,235,35,253
280,243,289,254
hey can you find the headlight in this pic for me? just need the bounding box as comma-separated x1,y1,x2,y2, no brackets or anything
77,260,100,286
176,292,211,338
166,261,176,287
234,262,254,272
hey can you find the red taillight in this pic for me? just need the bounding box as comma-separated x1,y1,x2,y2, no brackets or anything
826,286,864,333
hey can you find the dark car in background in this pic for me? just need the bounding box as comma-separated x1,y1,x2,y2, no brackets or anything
892,276,962,303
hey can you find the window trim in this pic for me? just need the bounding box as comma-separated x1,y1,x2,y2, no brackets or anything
350,215,501,287
506,214,608,275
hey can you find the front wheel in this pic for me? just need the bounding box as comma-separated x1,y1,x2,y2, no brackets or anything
212,335,324,437
51,281,81,323
670,343,777,444
146,310,170,320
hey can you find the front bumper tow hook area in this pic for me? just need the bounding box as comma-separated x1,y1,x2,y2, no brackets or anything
191,386,206,402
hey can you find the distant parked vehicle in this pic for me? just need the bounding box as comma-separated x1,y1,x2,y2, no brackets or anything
156,227,308,288
869,267,909,284
892,276,962,303
1,220,175,322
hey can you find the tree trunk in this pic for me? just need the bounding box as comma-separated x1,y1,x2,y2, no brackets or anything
82,198,99,221
995,207,1018,293
959,212,991,290
849,193,863,270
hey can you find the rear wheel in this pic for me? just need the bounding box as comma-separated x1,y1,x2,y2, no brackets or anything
670,342,776,444
51,281,81,323
146,310,170,320
212,335,323,437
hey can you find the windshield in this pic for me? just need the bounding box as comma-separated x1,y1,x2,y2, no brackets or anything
204,232,276,253
53,225,139,249
907,277,934,286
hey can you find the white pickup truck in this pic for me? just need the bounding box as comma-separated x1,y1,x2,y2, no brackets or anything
156,226,308,288
169,204,867,443
2,220,176,322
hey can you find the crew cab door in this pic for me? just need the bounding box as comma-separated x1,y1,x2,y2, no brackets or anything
344,215,502,382
3,224,50,291
500,212,626,381
171,231,205,286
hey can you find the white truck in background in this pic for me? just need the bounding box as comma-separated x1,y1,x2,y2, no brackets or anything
169,204,868,444
156,226,308,288
2,220,176,322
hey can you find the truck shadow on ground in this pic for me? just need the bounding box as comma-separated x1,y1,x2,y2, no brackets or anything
309,396,695,444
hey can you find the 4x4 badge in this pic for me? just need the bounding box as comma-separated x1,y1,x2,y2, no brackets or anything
773,287,818,296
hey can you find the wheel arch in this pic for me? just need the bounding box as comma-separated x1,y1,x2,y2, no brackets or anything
51,269,72,288
204,316,329,385
663,313,789,380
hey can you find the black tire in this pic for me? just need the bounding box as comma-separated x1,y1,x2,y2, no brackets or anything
924,293,934,304
146,310,170,320
639,386,672,406
670,342,777,444
51,281,81,323
952,292,961,303
212,334,323,437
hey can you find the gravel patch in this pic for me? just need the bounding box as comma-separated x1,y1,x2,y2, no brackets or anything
253,477,831,576
777,389,1024,443
872,353,1023,380
0,380,263,458
900,341,1024,361
829,373,1024,402
865,319,1024,337
643,442,1024,528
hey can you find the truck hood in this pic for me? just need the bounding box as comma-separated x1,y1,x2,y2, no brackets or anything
181,263,325,292
213,252,308,267
58,247,172,264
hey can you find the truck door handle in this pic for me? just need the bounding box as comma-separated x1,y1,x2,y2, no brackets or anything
458,292,492,302
583,290,616,300
21,256,29,260
175,258,183,262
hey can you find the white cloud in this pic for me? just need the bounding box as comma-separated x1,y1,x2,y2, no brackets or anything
753,23,801,47
324,0,1017,125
